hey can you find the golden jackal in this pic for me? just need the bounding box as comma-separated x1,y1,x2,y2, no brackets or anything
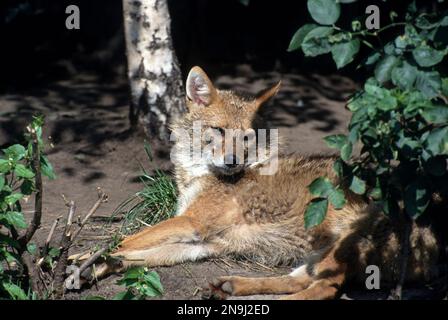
96,66,440,299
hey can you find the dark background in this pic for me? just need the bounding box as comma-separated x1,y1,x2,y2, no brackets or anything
1,0,445,91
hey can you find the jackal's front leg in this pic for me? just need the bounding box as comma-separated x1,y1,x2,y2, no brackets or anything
95,215,219,278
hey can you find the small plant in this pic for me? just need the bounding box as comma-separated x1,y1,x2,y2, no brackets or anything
113,142,177,235
0,115,55,299
85,266,163,300
114,267,163,300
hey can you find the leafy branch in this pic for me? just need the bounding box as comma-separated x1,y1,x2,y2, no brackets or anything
290,0,448,298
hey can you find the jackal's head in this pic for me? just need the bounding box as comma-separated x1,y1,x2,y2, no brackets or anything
171,66,280,179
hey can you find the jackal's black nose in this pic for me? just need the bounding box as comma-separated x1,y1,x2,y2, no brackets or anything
224,154,240,168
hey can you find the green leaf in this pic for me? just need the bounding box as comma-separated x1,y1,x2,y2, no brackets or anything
415,16,440,30
331,39,360,69
0,174,4,191
288,24,318,52
333,158,345,177
425,127,448,156
415,71,441,99
442,78,448,96
3,144,26,161
396,133,421,157
374,55,400,83
368,185,383,201
349,176,366,195
403,91,431,115
364,84,397,110
4,211,27,229
307,0,340,25
301,26,333,57
0,234,20,249
27,243,37,256
366,52,381,65
441,16,448,26
340,142,353,162
412,46,445,67
14,164,35,179
121,267,142,280
421,106,448,124
5,193,23,206
404,180,430,219
328,188,346,209
324,134,347,150
3,282,28,300
403,25,422,46
20,179,34,195
308,177,334,197
48,247,61,258
391,62,418,90
142,271,163,296
0,159,11,173
41,155,56,180
304,198,328,229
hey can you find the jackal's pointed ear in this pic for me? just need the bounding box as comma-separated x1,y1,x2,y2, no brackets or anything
186,66,217,107
255,81,281,107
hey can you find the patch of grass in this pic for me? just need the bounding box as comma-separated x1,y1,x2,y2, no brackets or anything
112,142,177,235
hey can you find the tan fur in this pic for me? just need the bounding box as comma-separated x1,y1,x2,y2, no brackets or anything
95,67,440,299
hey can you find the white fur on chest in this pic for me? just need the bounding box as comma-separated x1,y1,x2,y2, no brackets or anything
175,179,204,216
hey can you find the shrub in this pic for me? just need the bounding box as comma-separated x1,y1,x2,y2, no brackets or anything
288,0,448,228
0,116,55,299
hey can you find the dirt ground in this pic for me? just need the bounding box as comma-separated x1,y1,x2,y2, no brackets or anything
0,65,439,300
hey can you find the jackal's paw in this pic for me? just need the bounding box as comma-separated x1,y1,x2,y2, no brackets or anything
202,277,234,300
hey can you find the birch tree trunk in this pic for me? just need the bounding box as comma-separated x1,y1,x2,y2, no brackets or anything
122,0,185,139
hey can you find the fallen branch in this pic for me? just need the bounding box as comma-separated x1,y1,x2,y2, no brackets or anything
52,189,108,298
65,247,107,285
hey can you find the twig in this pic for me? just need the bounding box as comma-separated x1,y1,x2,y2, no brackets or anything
40,216,61,260
66,201,75,233
70,188,108,243
47,217,61,246
53,200,77,299
78,248,107,274
18,129,42,249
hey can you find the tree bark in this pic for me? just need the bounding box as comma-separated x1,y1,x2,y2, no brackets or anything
122,0,185,139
